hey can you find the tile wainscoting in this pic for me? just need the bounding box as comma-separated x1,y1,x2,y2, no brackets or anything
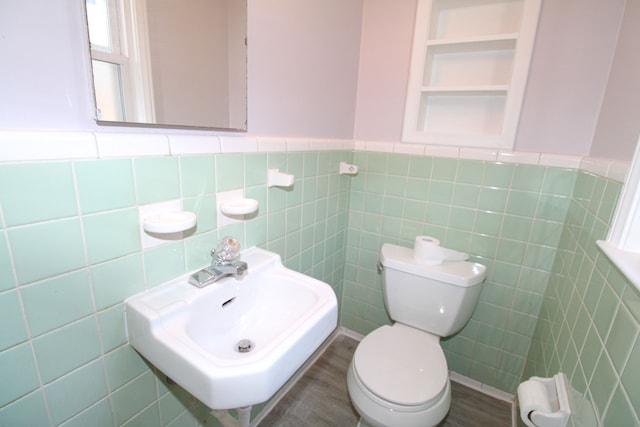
0,130,635,426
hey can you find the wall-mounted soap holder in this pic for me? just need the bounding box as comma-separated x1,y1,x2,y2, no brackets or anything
267,169,294,188
143,211,197,234
220,198,259,216
139,200,197,249
217,189,259,228
339,161,358,175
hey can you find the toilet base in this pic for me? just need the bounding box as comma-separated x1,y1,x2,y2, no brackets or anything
347,359,451,427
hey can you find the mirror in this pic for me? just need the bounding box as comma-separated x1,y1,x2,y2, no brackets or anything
84,0,247,131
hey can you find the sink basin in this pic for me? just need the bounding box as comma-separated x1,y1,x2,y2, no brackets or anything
125,247,338,409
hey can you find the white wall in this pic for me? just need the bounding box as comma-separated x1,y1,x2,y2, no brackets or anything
0,0,363,140
353,0,416,142
352,0,633,157
246,0,363,139
0,0,637,159
0,1,94,131
515,0,627,156
591,0,640,160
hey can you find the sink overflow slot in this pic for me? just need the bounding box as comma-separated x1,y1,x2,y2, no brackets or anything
236,339,254,353
221,297,235,307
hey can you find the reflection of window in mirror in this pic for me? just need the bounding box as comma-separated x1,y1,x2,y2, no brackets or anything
86,0,155,122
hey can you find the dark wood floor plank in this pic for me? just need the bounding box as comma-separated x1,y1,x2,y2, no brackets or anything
258,335,513,427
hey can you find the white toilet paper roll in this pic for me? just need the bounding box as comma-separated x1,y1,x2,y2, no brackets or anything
414,236,442,263
518,380,553,427
413,236,469,265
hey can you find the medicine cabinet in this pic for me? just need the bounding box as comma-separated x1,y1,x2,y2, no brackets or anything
402,0,541,148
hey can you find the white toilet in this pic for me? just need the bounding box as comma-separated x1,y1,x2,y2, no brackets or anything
347,243,487,427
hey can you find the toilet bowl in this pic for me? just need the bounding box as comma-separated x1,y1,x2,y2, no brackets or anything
347,323,450,427
346,243,486,427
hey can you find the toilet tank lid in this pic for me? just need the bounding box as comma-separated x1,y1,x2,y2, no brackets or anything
380,244,487,287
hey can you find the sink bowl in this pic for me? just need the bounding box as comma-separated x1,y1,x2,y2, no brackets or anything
125,247,338,409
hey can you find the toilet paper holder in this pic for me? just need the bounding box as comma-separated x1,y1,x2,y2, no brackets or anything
517,373,571,427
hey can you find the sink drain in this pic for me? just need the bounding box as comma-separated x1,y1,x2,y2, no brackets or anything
236,339,254,353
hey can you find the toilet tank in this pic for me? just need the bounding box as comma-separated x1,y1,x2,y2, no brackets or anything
379,243,486,337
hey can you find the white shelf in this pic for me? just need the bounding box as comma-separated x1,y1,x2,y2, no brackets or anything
421,85,509,93
403,0,541,148
426,33,519,47
428,0,525,40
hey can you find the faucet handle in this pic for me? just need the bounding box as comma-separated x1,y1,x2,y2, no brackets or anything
212,236,241,262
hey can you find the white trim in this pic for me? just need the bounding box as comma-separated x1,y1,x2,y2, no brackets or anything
449,371,515,403
95,132,169,158
598,136,640,290
605,142,640,251
339,326,365,341
596,240,640,288
0,130,628,183
168,134,222,155
402,0,541,150
0,131,97,161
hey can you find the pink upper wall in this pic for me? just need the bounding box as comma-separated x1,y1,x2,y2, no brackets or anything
352,0,416,142
516,0,627,156
246,0,364,139
353,0,635,158
0,0,637,159
590,0,640,160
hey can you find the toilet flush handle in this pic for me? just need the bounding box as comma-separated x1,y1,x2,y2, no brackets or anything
377,260,384,273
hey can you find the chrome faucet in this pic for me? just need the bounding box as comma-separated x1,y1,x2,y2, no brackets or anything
189,237,248,288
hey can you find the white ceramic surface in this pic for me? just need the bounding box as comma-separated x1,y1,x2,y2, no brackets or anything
125,247,338,409
142,211,197,233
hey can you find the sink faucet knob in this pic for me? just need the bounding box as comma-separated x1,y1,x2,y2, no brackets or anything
212,236,241,263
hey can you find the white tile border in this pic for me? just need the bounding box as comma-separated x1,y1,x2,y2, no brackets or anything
168,134,221,155
0,130,97,161
219,136,258,153
497,150,540,165
539,153,582,169
96,132,170,158
0,130,630,182
460,147,498,161
425,145,460,159
257,137,287,152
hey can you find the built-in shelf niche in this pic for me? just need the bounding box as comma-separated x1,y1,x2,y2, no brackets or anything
403,0,541,149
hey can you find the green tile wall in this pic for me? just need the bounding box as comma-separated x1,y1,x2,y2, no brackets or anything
341,151,578,393
1,147,636,426
0,151,350,426
523,171,640,425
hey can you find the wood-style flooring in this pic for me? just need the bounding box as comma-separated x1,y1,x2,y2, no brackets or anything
258,334,513,427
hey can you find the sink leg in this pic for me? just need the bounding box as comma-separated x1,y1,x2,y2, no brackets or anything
237,406,251,427
210,406,252,427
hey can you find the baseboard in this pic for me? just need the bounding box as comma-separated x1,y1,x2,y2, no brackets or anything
251,329,520,427
449,371,517,427
338,326,364,341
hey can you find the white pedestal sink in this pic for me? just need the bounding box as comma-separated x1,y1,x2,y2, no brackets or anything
125,247,338,410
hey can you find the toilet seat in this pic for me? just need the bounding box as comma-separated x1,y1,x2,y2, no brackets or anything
353,323,448,407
